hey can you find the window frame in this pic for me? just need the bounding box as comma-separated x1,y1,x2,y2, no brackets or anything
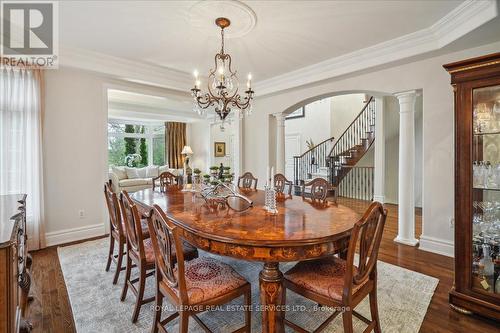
107,119,165,167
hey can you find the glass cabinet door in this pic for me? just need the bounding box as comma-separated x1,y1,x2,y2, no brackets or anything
472,85,500,296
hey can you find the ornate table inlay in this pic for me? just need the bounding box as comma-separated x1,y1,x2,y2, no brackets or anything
132,188,359,332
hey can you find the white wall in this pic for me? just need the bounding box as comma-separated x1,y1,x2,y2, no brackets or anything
285,99,331,154
210,122,234,168
330,94,366,142
244,40,500,257
44,68,108,244
187,120,210,173
382,95,423,207
43,67,206,245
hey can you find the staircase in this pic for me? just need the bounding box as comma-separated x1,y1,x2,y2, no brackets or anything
293,96,376,198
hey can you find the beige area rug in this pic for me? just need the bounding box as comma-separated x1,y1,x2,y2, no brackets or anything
58,238,438,333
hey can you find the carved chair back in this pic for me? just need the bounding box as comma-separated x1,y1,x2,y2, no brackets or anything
157,171,178,192
274,173,292,196
119,191,146,259
301,178,329,203
148,205,188,303
343,202,387,299
237,172,258,189
104,183,123,236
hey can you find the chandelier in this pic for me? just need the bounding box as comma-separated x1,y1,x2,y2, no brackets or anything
191,17,254,121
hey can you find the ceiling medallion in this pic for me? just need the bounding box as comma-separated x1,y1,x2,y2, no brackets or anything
191,17,254,122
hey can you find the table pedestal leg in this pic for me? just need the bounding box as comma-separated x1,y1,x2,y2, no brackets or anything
259,262,285,333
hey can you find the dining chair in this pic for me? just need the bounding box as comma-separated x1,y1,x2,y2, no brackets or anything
301,178,330,203
274,173,293,196
153,171,179,192
283,201,387,333
104,183,150,284
147,204,252,333
119,191,198,323
237,172,258,189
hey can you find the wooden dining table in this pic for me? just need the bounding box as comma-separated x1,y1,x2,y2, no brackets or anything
131,187,359,333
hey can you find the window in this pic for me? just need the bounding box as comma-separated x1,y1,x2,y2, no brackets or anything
108,121,165,167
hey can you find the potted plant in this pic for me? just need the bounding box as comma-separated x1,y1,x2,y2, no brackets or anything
193,168,201,184
202,174,211,185
209,166,219,178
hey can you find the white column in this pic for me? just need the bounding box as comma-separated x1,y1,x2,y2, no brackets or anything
394,90,419,246
273,112,286,174
373,97,385,203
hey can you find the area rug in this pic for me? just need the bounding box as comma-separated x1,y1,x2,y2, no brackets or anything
58,238,438,333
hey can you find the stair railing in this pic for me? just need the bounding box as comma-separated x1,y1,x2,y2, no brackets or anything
328,96,375,159
293,136,335,185
328,97,376,184
337,166,374,201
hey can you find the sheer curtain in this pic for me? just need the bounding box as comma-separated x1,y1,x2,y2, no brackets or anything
0,67,45,250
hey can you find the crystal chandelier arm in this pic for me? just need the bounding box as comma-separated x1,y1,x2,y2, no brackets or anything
196,92,216,109
230,93,253,110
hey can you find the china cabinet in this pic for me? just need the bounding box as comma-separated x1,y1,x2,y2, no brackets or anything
444,52,500,320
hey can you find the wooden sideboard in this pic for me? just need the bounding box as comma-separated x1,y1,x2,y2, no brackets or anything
0,194,32,332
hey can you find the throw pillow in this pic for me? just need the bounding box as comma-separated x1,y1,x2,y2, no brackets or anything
125,167,140,179
111,166,127,180
146,166,159,178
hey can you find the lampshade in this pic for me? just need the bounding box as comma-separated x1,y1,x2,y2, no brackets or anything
181,146,193,155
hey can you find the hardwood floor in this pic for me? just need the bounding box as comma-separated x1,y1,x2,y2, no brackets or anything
26,199,498,333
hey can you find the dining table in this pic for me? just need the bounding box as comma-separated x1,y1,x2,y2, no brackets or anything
131,187,360,333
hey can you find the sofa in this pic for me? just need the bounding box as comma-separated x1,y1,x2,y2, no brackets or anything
109,165,183,193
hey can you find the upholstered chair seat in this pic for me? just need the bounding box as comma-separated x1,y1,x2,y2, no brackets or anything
283,202,387,333
168,257,248,304
284,257,365,301
148,204,251,333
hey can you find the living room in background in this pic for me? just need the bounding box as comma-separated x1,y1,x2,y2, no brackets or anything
107,120,165,168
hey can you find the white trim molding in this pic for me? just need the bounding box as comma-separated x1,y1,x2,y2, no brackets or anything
45,223,106,247
419,235,454,258
255,0,497,95
57,1,497,96
60,47,193,91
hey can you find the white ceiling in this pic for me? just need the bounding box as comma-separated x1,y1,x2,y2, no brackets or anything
59,0,498,95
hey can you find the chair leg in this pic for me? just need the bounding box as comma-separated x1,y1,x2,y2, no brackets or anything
132,262,146,323
179,311,189,333
112,240,125,285
342,310,353,333
151,285,163,333
120,252,132,301
369,288,382,333
244,288,251,332
105,234,114,272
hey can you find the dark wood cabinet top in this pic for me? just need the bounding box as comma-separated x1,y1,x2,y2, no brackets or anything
0,194,26,247
132,189,359,247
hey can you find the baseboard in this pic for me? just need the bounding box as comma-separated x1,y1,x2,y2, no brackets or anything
373,195,385,203
418,235,454,257
45,223,106,247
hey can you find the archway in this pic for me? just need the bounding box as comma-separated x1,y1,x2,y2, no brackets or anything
270,89,423,246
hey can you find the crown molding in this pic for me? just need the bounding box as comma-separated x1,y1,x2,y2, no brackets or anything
108,101,201,122
58,0,497,96
254,0,498,96
59,47,193,91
